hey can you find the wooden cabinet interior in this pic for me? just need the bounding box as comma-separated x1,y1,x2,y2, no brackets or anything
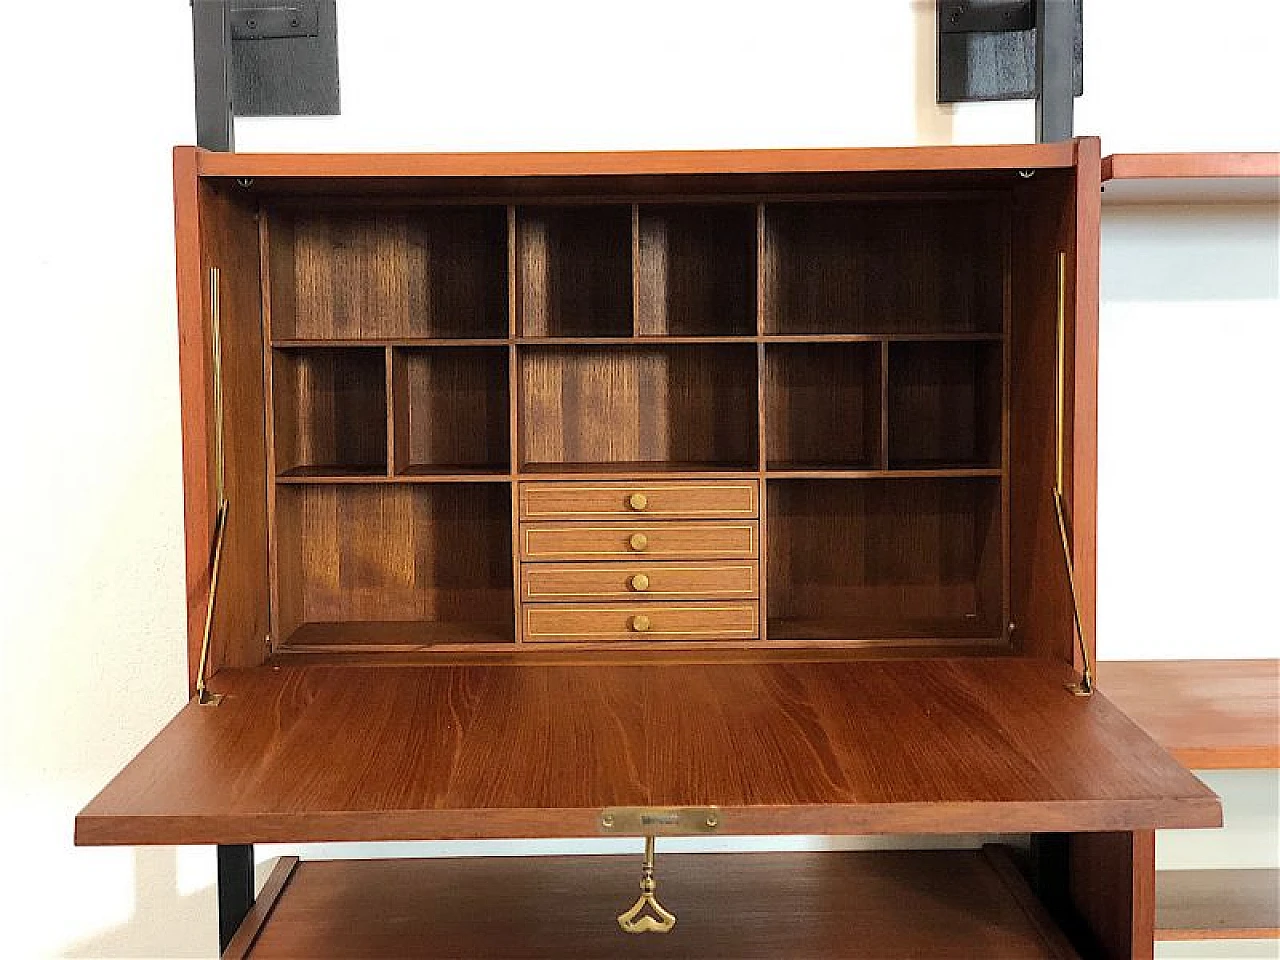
188,154,1087,668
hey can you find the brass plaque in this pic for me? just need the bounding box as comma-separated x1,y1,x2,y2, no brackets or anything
599,806,721,835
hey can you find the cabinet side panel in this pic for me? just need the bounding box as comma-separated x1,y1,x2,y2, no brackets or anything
1008,171,1076,665
179,164,271,685
1069,831,1155,960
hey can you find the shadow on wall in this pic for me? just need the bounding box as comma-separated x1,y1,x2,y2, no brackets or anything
1102,204,1280,302
65,848,275,959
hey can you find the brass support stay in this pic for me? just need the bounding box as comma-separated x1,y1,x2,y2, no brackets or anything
196,267,229,707
617,836,676,934
1055,252,1094,697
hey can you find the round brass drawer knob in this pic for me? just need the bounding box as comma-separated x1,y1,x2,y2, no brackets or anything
627,492,649,511
630,574,650,592
630,614,652,632
628,533,649,552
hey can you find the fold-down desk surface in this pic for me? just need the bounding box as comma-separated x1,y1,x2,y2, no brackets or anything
76,657,1219,845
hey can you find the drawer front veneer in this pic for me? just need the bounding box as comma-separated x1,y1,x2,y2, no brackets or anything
519,480,759,520
523,601,759,642
521,561,759,602
520,521,758,561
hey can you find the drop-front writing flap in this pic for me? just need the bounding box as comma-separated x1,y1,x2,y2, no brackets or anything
75,657,1219,846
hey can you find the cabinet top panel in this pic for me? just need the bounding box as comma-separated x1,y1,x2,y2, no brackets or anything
189,141,1083,180
76,656,1217,846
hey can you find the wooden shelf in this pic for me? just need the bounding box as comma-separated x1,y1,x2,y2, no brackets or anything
74,657,1219,846
225,848,1079,959
1099,660,1280,769
281,620,515,651
1156,868,1280,941
1102,152,1279,205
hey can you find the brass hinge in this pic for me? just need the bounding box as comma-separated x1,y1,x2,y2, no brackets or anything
1055,252,1094,697
196,267,229,707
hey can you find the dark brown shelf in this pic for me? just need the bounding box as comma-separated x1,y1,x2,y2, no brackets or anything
1099,660,1280,769
520,460,759,476
766,465,1003,479
277,464,388,480
281,620,515,651
273,338,511,348
225,848,1079,959
1156,868,1280,941
768,617,1006,644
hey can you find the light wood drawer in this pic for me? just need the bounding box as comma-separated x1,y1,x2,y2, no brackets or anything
519,480,758,520
520,521,758,561
521,561,759,602
523,601,759,642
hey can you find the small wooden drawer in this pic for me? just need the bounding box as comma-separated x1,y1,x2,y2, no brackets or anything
521,561,759,603
520,521,758,561
523,601,759,643
519,480,758,520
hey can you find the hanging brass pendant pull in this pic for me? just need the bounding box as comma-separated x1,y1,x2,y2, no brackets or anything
617,836,676,934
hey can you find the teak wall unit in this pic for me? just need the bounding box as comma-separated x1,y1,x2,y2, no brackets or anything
77,143,1225,959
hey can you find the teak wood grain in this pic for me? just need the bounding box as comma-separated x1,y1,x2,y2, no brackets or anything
521,561,759,602
523,601,759,642
520,520,759,561
230,848,1078,960
75,657,1219,846
1099,659,1280,769
518,479,759,520
1155,868,1280,941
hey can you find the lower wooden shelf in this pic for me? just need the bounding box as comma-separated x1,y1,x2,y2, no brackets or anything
1156,868,1280,941
226,847,1080,959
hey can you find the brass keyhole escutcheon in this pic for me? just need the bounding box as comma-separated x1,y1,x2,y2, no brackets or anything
628,492,648,511
631,614,652,632
630,573,650,592
628,533,649,552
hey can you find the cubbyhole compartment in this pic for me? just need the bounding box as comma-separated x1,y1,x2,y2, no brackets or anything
762,199,1006,334
267,207,509,339
635,204,757,336
273,347,387,477
274,484,515,648
888,341,1002,469
765,342,882,470
767,478,1003,643
517,206,632,337
518,344,758,472
392,347,510,476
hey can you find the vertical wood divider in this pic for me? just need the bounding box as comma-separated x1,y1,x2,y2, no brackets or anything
258,211,281,652
756,202,769,642
879,339,891,470
1000,194,1014,643
508,205,523,644
385,346,396,477
631,203,641,338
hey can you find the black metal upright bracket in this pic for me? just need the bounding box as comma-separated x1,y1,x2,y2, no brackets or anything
217,844,255,952
191,0,340,151
936,0,1082,142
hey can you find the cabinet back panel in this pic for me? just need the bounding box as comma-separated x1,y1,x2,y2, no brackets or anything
269,208,508,339
765,342,882,469
767,479,1003,641
763,199,1006,334
888,342,1003,469
517,206,632,337
519,345,758,469
273,348,388,474
275,485,513,636
635,204,757,336
392,347,510,472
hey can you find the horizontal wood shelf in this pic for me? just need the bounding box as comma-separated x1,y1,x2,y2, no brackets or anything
75,658,1219,846
226,847,1079,959
1102,152,1278,204
1156,868,1280,941
1099,660,1280,769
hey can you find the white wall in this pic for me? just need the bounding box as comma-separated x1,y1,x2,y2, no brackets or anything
1,2,1277,957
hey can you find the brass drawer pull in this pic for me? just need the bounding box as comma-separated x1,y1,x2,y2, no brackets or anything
628,533,649,552
629,573,650,592
630,614,652,632
627,492,648,511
